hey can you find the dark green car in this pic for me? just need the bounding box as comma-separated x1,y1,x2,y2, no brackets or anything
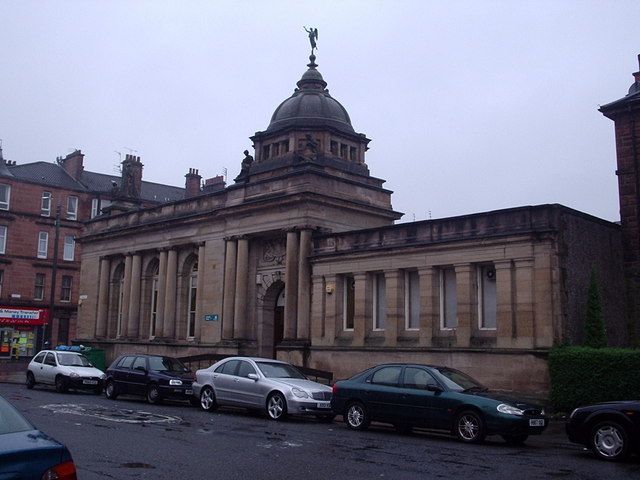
330,363,548,444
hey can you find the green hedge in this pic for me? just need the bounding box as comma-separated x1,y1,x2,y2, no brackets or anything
549,346,640,413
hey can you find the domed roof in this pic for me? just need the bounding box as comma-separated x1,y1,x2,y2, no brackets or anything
265,55,356,135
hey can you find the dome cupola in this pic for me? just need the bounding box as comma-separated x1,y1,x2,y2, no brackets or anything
265,55,356,136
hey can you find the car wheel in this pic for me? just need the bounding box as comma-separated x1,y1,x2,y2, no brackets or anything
26,372,35,390
502,434,528,445
200,386,218,412
266,392,287,421
345,401,370,430
55,375,68,393
591,420,629,461
147,384,162,405
316,414,336,423
105,380,118,400
454,410,486,443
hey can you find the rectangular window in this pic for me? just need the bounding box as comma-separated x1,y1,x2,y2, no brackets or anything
0,226,6,254
340,143,348,159
330,140,338,155
37,232,48,259
282,140,289,153
41,192,52,216
405,270,420,330
34,273,45,301
150,276,159,337
350,146,357,161
60,275,72,302
66,196,78,220
187,273,197,338
478,264,497,329
440,267,457,329
272,143,280,157
373,273,386,330
343,275,355,331
0,184,9,210
91,198,99,218
263,145,270,160
63,236,75,261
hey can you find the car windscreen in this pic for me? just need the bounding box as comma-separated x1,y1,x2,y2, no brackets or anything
0,396,33,435
148,356,189,373
57,353,92,367
255,362,306,379
433,367,486,392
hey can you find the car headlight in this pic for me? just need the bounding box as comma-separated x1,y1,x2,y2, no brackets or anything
169,379,183,386
291,387,309,398
69,372,79,378
497,403,524,416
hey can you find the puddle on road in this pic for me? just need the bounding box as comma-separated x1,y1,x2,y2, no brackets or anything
40,403,182,424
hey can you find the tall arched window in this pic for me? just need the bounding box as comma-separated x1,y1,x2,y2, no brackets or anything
149,263,160,337
187,261,198,338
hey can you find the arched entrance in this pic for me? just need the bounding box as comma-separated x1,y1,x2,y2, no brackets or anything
258,280,285,358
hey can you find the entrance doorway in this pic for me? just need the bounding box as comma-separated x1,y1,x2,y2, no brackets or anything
273,287,285,358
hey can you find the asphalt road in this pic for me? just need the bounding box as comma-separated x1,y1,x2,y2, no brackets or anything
1,383,638,480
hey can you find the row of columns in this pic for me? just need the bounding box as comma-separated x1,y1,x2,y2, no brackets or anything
222,228,313,343
312,259,543,348
95,244,205,340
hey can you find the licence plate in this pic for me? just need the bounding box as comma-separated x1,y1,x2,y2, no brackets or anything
83,380,98,385
317,401,331,409
185,389,193,395
529,418,544,427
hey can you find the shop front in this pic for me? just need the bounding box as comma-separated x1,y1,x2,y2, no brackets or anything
0,307,48,359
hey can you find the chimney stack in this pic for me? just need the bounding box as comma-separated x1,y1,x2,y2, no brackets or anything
59,149,84,180
184,168,202,198
121,154,143,198
202,175,226,193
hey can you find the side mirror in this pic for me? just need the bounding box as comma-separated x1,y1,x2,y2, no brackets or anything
247,373,259,381
426,384,443,393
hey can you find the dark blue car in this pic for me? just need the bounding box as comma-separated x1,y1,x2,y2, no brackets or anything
0,393,77,479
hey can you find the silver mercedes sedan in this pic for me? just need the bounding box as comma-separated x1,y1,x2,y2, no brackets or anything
192,357,334,421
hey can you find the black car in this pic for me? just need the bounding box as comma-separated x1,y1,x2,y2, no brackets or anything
331,363,547,444
104,354,197,405
566,400,640,461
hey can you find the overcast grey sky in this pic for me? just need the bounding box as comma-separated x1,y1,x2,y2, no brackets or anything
0,1,638,222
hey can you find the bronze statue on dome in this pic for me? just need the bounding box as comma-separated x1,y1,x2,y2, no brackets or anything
304,26,318,54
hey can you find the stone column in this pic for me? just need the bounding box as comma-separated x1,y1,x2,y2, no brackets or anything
222,239,237,340
454,264,474,347
495,260,514,348
233,237,249,339
96,257,110,338
514,259,535,348
126,253,142,338
310,274,325,343
162,248,178,339
283,230,299,340
296,228,312,340
121,254,133,337
418,267,437,346
195,243,206,341
384,270,403,346
353,272,369,346
155,250,168,337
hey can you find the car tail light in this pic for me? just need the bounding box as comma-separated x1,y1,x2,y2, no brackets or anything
41,460,77,480
332,384,338,395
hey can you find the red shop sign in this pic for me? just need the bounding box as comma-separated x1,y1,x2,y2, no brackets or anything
0,307,49,326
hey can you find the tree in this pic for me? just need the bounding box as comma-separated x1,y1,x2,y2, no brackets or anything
585,269,607,348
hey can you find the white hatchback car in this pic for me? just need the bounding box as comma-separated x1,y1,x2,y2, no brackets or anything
26,350,106,394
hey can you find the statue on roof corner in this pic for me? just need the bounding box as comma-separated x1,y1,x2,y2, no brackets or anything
304,26,318,54
235,149,254,182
